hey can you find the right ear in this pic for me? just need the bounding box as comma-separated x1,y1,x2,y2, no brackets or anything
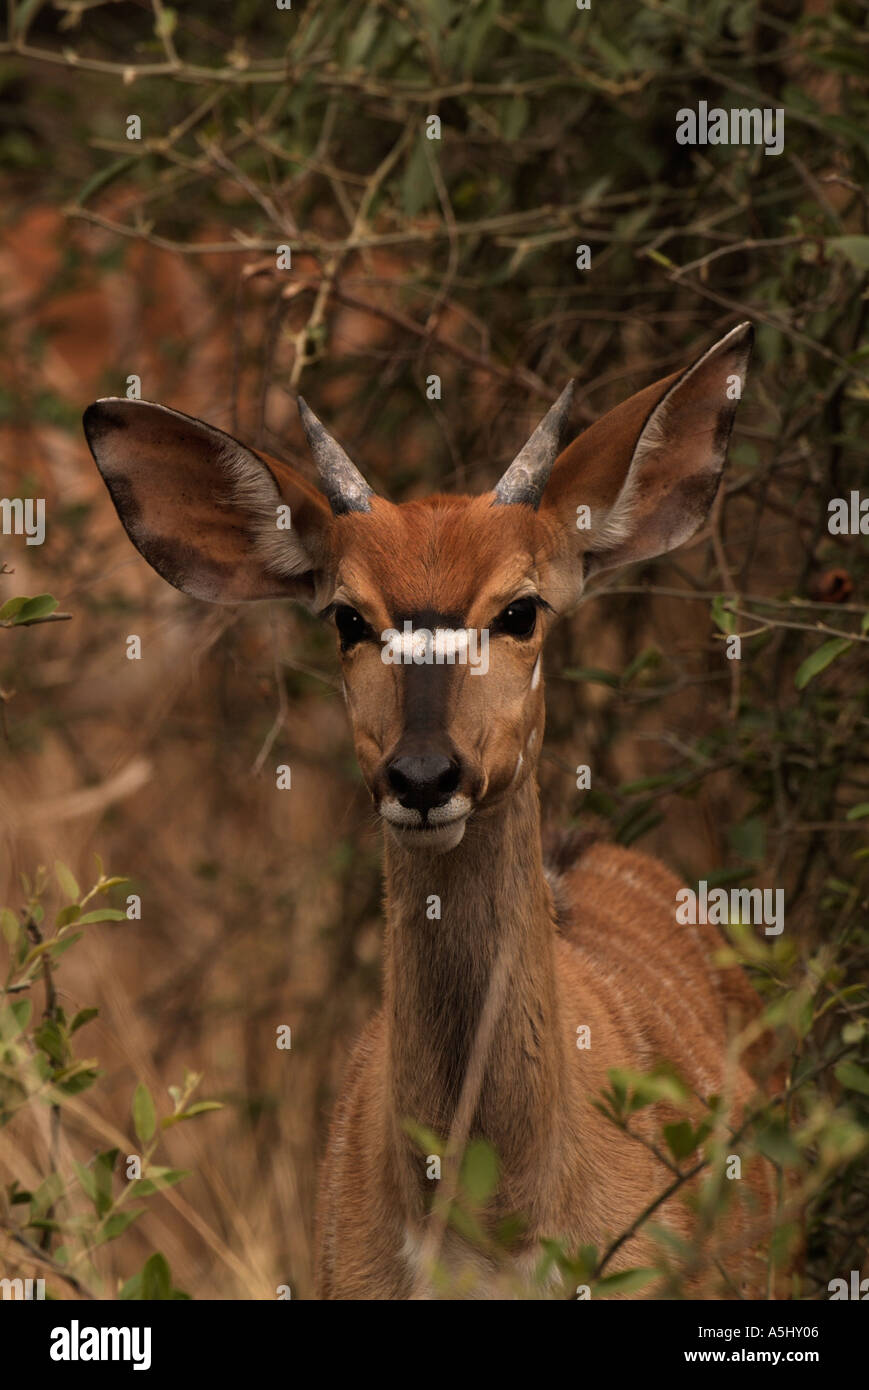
538,322,753,607
83,398,334,606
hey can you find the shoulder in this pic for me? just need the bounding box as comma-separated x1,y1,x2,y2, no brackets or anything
545,832,683,933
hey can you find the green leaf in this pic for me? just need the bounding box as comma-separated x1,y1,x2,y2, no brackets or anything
0,908,19,947
729,816,766,864
663,1121,697,1161
710,594,736,635
96,1209,144,1245
133,1082,156,1143
70,1007,99,1034
588,30,633,74
0,596,28,622
10,999,31,1031
544,0,574,33
755,1121,801,1166
835,1060,869,1096
811,47,869,77
54,1064,100,1096
461,0,501,76
621,645,661,684
31,1172,64,1217
401,139,435,218
75,155,137,208
48,931,83,960
344,5,380,67
461,1139,499,1203
76,908,127,924
501,95,529,141
446,1199,487,1247
94,1149,118,1215
512,24,578,58
129,1167,190,1197
618,772,682,795
180,1100,223,1118
73,1160,98,1205
12,0,48,37
794,637,853,690
595,1266,659,1295
34,1019,68,1066
827,236,869,269
142,1252,172,1300
0,998,31,1041
162,1100,224,1128
421,0,454,24
572,1243,599,1280
616,807,664,848
644,248,675,270
154,5,177,39
13,593,59,624
401,1119,445,1156
54,861,80,903
845,803,869,821
609,1065,689,1111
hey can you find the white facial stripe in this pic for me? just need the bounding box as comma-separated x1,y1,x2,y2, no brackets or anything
381,625,490,675
392,629,472,660
531,656,541,690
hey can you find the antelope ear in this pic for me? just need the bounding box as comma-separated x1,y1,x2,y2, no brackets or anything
539,323,753,600
83,398,334,606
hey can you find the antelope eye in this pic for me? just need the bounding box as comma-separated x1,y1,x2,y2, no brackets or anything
334,605,370,650
495,596,538,639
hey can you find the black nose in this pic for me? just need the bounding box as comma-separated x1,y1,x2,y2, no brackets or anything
386,754,460,815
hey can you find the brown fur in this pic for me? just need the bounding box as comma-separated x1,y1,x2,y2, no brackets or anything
314,783,781,1300
85,323,791,1301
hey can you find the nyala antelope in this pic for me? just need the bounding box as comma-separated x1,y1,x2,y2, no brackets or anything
85,321,785,1300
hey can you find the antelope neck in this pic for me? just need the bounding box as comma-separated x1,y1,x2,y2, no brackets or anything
382,777,569,1199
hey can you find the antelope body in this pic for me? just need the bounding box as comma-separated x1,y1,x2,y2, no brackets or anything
85,322,782,1300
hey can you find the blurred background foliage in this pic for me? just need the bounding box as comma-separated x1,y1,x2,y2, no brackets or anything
0,0,867,1297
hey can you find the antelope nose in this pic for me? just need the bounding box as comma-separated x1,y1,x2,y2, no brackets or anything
387,754,460,815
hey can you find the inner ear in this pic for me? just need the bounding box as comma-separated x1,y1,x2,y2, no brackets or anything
540,322,753,589
84,398,334,605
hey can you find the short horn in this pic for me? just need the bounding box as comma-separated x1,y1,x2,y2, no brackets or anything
297,397,374,515
492,381,576,508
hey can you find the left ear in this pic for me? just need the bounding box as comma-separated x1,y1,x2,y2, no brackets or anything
539,322,753,602
83,398,334,607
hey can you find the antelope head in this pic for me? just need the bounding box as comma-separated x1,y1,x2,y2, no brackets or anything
84,323,752,853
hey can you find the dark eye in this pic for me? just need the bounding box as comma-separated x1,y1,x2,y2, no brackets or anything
334,605,371,651
494,596,538,639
